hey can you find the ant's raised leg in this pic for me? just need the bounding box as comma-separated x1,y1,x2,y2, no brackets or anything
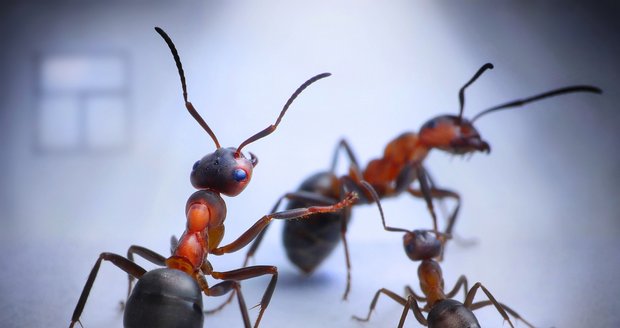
210,192,357,256
242,191,339,266
210,266,278,328
70,253,146,328
464,282,515,328
470,301,535,328
125,246,167,299
205,191,343,314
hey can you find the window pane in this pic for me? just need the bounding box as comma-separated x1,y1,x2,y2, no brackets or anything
41,55,125,92
85,96,127,149
37,95,81,150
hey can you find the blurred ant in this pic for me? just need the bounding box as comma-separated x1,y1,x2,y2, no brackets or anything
353,214,536,328
240,63,601,300
68,27,357,328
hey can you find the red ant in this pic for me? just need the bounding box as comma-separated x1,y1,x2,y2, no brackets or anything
68,27,357,328
241,63,601,300
353,212,536,328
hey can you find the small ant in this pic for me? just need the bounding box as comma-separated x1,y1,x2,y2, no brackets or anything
353,213,536,328
68,27,357,328
241,63,601,300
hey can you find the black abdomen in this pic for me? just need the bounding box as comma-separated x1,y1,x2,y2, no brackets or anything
282,172,348,273
427,299,480,328
124,268,204,328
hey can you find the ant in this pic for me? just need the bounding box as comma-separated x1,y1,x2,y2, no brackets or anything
353,211,536,328
240,63,601,300
68,27,357,328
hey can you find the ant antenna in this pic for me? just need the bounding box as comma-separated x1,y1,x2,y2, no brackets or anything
458,63,494,122
155,27,222,149
235,72,331,155
470,85,603,122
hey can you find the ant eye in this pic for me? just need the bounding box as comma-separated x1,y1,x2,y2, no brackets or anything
192,161,200,170
232,168,247,182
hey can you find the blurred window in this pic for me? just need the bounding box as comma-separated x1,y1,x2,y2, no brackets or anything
35,53,130,154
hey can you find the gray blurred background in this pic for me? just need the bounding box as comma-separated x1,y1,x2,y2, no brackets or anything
1,1,619,327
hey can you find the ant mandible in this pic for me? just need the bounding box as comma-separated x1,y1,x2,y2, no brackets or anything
68,27,357,328
241,63,601,300
353,211,536,328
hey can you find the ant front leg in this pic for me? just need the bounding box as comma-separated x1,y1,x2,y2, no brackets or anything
210,192,357,256
69,253,147,328
243,191,341,267
464,282,516,328
205,191,343,314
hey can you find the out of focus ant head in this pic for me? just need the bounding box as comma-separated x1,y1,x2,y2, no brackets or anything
403,230,442,261
418,62,602,156
191,148,258,197
418,115,490,155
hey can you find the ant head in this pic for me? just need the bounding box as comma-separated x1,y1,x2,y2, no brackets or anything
155,27,331,197
191,148,258,196
418,115,490,155
419,62,602,156
403,230,442,261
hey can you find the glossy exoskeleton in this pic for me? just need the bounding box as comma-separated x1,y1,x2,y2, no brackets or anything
353,217,536,328
68,27,357,328
243,63,601,300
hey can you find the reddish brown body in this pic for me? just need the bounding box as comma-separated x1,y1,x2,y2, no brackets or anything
247,63,601,302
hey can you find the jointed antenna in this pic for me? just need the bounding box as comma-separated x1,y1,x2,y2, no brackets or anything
155,27,221,149
458,63,494,121
471,85,602,122
236,72,332,155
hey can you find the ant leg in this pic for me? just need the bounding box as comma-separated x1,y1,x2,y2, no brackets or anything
470,301,536,328
243,191,340,266
352,288,427,326
408,183,464,260
205,191,341,314
404,285,427,303
398,295,428,328
195,275,251,328
445,275,469,301
125,246,167,299
340,190,351,301
210,266,278,328
464,282,515,328
415,166,440,234
170,235,179,254
355,180,409,234
210,192,357,256
330,139,363,178
70,253,146,328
